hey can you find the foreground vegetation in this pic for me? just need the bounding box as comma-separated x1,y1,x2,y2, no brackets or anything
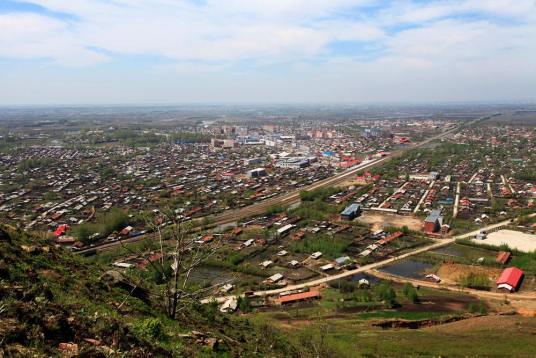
0,227,296,357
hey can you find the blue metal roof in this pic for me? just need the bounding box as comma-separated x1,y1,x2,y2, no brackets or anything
425,209,442,222
341,203,361,216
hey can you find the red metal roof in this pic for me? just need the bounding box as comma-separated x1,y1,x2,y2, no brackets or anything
496,267,524,289
274,291,320,304
496,251,511,265
377,231,402,245
54,224,68,236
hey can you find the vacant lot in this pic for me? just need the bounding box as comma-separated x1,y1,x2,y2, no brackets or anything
436,262,502,285
357,212,422,231
474,229,536,252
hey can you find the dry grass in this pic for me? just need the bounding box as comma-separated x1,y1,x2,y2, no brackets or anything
357,212,422,232
436,262,503,285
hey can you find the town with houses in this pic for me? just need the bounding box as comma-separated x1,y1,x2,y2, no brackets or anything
1,105,536,356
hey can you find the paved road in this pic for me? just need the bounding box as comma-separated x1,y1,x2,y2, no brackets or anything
203,217,519,303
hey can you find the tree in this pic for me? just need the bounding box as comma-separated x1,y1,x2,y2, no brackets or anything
238,296,252,313
76,223,93,245
402,283,419,303
376,282,397,308
128,210,224,319
100,167,116,179
102,208,129,235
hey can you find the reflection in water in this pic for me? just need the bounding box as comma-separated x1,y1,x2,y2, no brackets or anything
189,266,236,286
379,259,433,279
351,272,382,285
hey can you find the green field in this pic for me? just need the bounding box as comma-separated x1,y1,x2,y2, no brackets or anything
271,315,536,357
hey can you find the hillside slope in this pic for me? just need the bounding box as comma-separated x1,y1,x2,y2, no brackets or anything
0,228,295,357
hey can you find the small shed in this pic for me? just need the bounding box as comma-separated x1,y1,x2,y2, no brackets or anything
496,251,511,265
310,252,322,259
335,256,351,266
54,224,69,237
266,273,284,284
220,297,238,313
320,263,334,271
260,260,273,268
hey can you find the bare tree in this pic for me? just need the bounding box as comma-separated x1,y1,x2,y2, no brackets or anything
120,209,225,319
312,321,330,358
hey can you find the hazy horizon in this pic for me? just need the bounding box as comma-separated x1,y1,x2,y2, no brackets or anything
1,101,536,108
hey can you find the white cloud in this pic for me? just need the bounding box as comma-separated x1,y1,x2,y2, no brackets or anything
0,13,107,66
15,0,380,64
0,0,535,103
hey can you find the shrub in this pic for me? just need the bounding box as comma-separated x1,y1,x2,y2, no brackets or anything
134,318,164,340
460,272,491,290
353,289,371,302
338,280,355,294
468,301,488,314
103,208,129,234
266,204,286,216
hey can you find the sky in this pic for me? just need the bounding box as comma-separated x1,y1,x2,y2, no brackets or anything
0,0,535,105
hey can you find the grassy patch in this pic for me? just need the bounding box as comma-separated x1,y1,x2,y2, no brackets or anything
289,234,349,259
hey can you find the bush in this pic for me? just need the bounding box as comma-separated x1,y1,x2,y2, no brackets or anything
338,280,355,294
75,223,94,244
134,318,164,340
103,208,129,235
460,273,491,290
468,301,488,314
353,289,371,302
266,204,286,216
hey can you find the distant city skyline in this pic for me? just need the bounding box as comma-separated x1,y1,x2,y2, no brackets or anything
1,0,535,105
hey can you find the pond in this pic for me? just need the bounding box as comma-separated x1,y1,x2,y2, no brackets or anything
350,272,383,285
378,259,434,279
188,265,237,286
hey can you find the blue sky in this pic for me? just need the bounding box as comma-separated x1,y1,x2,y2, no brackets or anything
0,0,535,105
